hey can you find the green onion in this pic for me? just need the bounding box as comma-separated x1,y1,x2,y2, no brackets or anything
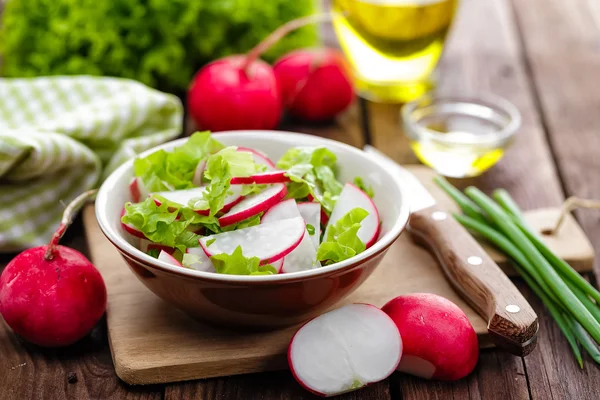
464,187,600,345
493,189,524,221
571,320,600,364
433,176,487,223
563,277,600,326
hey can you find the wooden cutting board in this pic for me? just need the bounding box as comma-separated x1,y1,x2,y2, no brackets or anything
82,165,594,385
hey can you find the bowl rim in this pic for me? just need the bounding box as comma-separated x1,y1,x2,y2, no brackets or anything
95,130,411,284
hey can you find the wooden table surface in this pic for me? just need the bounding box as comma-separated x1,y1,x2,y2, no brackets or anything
2,0,600,398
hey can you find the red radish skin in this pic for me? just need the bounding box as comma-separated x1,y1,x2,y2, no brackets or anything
129,177,149,203
139,239,175,255
230,171,290,185
288,303,402,397
120,208,146,239
158,250,182,267
0,190,107,348
381,293,479,381
273,48,355,122
237,147,276,169
187,56,282,132
218,183,288,227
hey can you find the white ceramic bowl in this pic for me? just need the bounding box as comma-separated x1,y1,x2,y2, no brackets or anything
95,130,410,328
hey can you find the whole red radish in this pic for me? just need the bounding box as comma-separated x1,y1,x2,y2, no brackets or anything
273,48,355,122
382,293,479,381
0,190,107,348
186,13,338,132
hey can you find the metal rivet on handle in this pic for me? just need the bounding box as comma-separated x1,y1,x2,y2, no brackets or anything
467,256,483,266
431,211,447,221
506,305,521,313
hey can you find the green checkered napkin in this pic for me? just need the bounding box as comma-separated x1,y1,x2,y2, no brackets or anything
0,76,183,252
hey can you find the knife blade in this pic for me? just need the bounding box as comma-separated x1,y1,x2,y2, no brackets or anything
363,145,539,356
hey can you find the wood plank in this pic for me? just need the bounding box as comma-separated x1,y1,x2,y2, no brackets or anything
0,218,164,400
364,0,567,399
508,0,600,399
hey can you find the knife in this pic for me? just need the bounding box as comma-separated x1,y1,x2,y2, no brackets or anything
363,145,538,357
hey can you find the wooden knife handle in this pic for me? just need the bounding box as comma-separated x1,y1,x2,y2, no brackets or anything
408,205,539,356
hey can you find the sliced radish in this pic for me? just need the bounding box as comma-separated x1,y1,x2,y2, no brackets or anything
288,303,402,397
185,247,215,272
192,159,206,186
272,258,284,273
297,202,321,249
261,198,301,224
237,147,276,169
120,208,146,239
307,194,330,226
158,250,182,267
139,238,174,255
152,185,243,215
129,177,149,203
199,217,305,264
324,183,380,248
281,233,320,274
230,171,289,185
218,183,287,227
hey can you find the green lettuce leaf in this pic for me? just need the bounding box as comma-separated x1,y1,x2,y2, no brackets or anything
317,207,368,265
276,146,344,213
210,246,277,275
133,131,225,192
121,196,218,253
353,177,375,198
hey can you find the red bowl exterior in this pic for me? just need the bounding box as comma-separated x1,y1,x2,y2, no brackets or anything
116,245,393,329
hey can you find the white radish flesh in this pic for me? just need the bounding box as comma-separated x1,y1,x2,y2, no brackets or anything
218,183,287,227
153,185,243,215
297,202,321,249
129,177,149,203
272,258,284,273
192,160,206,186
185,247,215,272
261,198,301,224
324,183,380,248
288,304,402,397
237,147,276,169
200,217,305,264
230,171,289,185
158,250,182,267
281,233,320,274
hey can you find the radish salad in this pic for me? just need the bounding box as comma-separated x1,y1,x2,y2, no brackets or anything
121,131,380,275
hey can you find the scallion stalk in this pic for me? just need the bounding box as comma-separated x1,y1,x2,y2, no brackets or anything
571,320,600,365
433,176,487,223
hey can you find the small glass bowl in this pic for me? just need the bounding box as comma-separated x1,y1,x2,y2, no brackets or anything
401,93,521,178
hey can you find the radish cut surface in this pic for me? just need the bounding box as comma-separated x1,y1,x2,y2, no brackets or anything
281,233,320,274
324,183,380,248
153,185,243,214
219,183,287,227
192,160,206,186
200,217,305,263
288,304,402,396
297,202,321,249
129,177,149,203
230,171,289,185
237,147,276,169
158,250,182,267
185,247,215,272
261,198,301,224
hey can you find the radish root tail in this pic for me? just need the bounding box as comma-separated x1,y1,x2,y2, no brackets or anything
45,189,98,260
242,11,348,74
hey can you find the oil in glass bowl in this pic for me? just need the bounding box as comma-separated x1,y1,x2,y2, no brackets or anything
402,94,521,178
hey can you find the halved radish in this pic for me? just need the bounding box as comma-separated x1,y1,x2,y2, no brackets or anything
158,250,182,267
120,208,146,239
129,177,149,203
324,183,380,248
288,303,402,397
218,183,287,227
185,247,215,272
153,185,243,215
237,147,276,169
261,198,301,224
297,202,321,249
230,171,290,185
281,233,320,274
139,238,174,255
192,159,206,186
199,217,305,264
